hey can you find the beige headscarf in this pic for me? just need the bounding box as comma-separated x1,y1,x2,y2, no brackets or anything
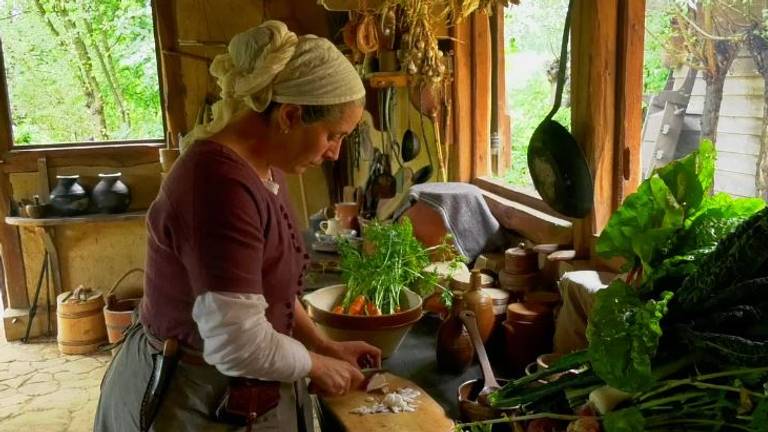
181,20,365,150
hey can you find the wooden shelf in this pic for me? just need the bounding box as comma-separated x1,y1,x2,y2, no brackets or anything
367,72,410,89
5,210,146,227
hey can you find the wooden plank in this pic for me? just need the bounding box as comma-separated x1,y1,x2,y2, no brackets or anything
452,20,472,182
472,176,561,218
687,95,764,118
716,151,759,175
319,373,454,432
36,158,49,200
5,211,146,227
471,12,492,178
614,0,645,200
717,116,763,135
714,170,757,197
716,132,762,155
482,191,573,245
686,76,764,97
571,0,618,255
0,40,29,310
153,0,186,140
1,143,161,174
494,3,512,174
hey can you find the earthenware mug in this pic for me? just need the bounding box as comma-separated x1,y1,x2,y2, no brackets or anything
335,201,360,230
319,219,340,236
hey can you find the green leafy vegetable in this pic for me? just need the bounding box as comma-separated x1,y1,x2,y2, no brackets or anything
338,219,460,314
587,280,673,392
603,407,645,432
751,398,768,432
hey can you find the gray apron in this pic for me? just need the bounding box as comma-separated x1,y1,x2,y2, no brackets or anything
94,323,304,432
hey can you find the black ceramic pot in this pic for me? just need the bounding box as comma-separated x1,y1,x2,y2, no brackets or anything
91,172,131,214
49,175,89,217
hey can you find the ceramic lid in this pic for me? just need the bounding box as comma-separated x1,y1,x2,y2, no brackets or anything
506,302,550,322
506,242,536,258
450,271,494,291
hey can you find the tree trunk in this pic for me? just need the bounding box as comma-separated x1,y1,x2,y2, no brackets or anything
700,39,738,142
33,0,107,140
53,0,109,139
80,12,130,126
746,31,768,199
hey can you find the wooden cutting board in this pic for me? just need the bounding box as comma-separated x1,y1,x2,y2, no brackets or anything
320,373,455,432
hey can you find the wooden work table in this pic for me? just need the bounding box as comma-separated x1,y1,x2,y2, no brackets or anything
303,232,485,425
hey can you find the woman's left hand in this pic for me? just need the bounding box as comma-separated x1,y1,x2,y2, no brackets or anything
316,340,382,368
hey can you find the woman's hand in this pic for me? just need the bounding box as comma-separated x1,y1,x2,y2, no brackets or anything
308,352,365,396
316,339,382,368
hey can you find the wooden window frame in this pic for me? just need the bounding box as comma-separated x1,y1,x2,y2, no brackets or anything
0,4,168,157
469,0,645,256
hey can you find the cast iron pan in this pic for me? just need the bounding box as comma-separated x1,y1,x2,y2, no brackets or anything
527,0,593,219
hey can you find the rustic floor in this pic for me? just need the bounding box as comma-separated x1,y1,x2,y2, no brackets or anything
0,338,110,431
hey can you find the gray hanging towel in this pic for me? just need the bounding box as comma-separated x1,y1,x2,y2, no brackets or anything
393,182,511,262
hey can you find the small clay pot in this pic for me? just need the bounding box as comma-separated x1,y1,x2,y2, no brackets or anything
457,378,515,430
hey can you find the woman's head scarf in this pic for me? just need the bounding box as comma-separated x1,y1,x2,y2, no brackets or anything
182,20,365,150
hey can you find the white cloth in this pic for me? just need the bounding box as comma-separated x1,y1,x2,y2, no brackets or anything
192,291,312,382
182,20,365,150
553,270,620,354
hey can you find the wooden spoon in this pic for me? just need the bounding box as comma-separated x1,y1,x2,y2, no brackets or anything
459,310,500,406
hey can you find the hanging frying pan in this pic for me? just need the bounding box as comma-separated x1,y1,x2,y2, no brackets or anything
527,0,593,219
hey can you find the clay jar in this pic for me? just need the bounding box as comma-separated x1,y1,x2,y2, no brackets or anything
462,270,495,343
92,173,131,214
334,201,360,231
49,175,89,216
436,291,474,373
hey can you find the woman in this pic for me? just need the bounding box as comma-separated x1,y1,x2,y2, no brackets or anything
95,20,381,431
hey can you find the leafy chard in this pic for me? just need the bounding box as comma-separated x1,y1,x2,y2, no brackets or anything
587,280,673,393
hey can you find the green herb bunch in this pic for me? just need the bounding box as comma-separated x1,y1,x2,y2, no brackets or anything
337,218,463,315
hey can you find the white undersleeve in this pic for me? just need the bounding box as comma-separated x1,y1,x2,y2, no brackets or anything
191,291,312,382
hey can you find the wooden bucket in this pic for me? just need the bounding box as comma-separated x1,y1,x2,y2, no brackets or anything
56,287,107,355
103,268,144,345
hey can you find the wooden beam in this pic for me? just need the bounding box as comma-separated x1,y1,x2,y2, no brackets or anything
481,191,573,245
452,20,473,182
614,0,645,205
1,143,161,174
471,12,492,178
494,3,512,174
472,177,562,219
570,0,619,256
0,40,28,309
153,0,187,142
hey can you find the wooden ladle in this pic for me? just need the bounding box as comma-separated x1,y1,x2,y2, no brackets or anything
459,310,501,406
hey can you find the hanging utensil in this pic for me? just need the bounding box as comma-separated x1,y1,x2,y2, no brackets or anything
414,101,435,184
373,89,396,199
459,310,501,406
527,0,593,219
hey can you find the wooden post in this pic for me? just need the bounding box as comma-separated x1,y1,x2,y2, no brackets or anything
452,19,473,182
471,12,492,178
613,0,645,205
152,0,187,139
570,0,619,256
493,3,512,175
0,40,29,310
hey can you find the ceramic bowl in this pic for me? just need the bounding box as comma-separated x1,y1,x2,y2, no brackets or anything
302,284,422,358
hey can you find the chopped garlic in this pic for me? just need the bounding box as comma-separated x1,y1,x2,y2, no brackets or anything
350,387,421,415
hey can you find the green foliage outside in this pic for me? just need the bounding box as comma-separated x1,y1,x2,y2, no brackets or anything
0,0,163,145
500,1,671,187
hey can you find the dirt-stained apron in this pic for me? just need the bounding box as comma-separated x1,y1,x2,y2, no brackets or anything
93,323,303,432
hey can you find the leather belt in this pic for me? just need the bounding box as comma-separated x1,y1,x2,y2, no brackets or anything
144,330,208,367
